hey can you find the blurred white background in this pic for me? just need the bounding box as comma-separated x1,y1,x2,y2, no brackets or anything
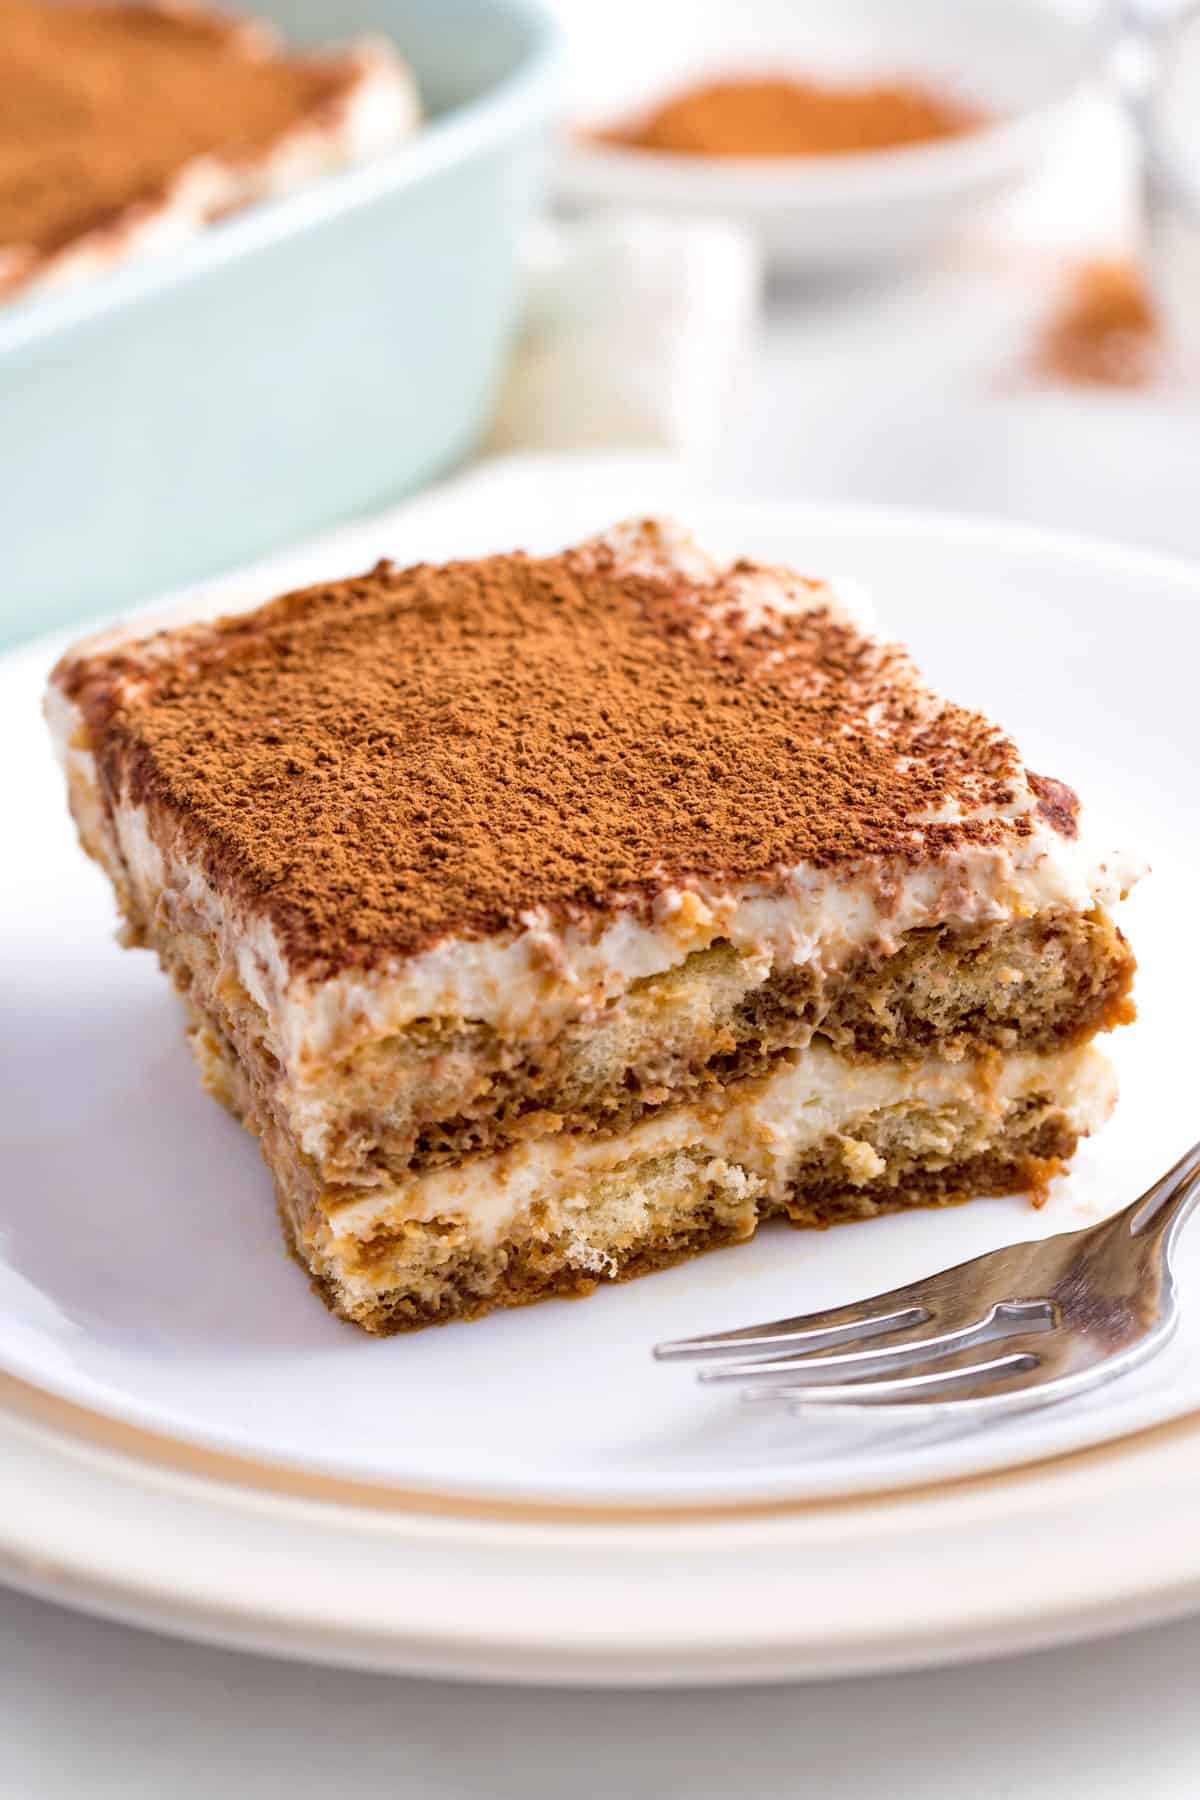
548,0,1200,555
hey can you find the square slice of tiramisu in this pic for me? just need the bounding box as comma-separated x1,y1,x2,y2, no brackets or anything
48,521,1141,1332
0,0,418,300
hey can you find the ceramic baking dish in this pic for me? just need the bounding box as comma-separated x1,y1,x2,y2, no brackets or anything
0,0,560,646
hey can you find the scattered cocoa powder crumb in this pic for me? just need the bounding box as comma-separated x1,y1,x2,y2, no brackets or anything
594,75,983,159
1035,258,1160,389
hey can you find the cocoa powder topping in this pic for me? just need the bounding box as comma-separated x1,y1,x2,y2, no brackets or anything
58,534,1066,976
0,0,361,266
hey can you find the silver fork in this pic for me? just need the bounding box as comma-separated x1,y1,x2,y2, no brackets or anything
655,1141,1200,1420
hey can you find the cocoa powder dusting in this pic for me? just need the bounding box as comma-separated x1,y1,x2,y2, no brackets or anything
596,75,982,159
0,0,359,262
1027,771,1079,840
1035,259,1160,389
59,538,1057,977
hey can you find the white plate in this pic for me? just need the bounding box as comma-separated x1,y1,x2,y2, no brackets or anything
3,455,1200,1679
3,451,1197,1516
554,0,1103,271
3,1378,1200,1684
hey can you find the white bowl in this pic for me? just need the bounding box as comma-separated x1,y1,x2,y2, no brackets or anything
556,0,1104,273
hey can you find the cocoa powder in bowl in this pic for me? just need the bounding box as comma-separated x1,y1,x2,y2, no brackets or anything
595,74,983,159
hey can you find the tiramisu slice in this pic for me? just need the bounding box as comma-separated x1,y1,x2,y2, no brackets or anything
0,0,418,300
48,521,1141,1333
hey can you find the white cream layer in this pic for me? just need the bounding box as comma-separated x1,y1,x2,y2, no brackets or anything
326,1039,1117,1254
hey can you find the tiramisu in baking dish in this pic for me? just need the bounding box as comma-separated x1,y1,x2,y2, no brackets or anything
0,0,418,298
47,521,1140,1332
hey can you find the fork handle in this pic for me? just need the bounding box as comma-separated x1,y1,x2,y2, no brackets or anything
1127,1139,1200,1241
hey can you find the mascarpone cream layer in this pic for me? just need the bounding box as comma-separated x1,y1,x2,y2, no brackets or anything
327,1039,1117,1254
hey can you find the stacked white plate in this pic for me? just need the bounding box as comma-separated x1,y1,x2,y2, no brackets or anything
3,455,1197,1682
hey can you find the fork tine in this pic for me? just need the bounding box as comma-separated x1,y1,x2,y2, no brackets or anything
698,1301,1052,1385
653,1298,932,1361
750,1347,1045,1408
652,1230,1057,1361
743,1327,1064,1408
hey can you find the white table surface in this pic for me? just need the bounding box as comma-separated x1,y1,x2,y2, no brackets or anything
6,1582,1200,1799
9,83,1200,1800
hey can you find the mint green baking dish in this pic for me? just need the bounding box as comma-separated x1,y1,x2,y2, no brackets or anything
0,0,561,647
